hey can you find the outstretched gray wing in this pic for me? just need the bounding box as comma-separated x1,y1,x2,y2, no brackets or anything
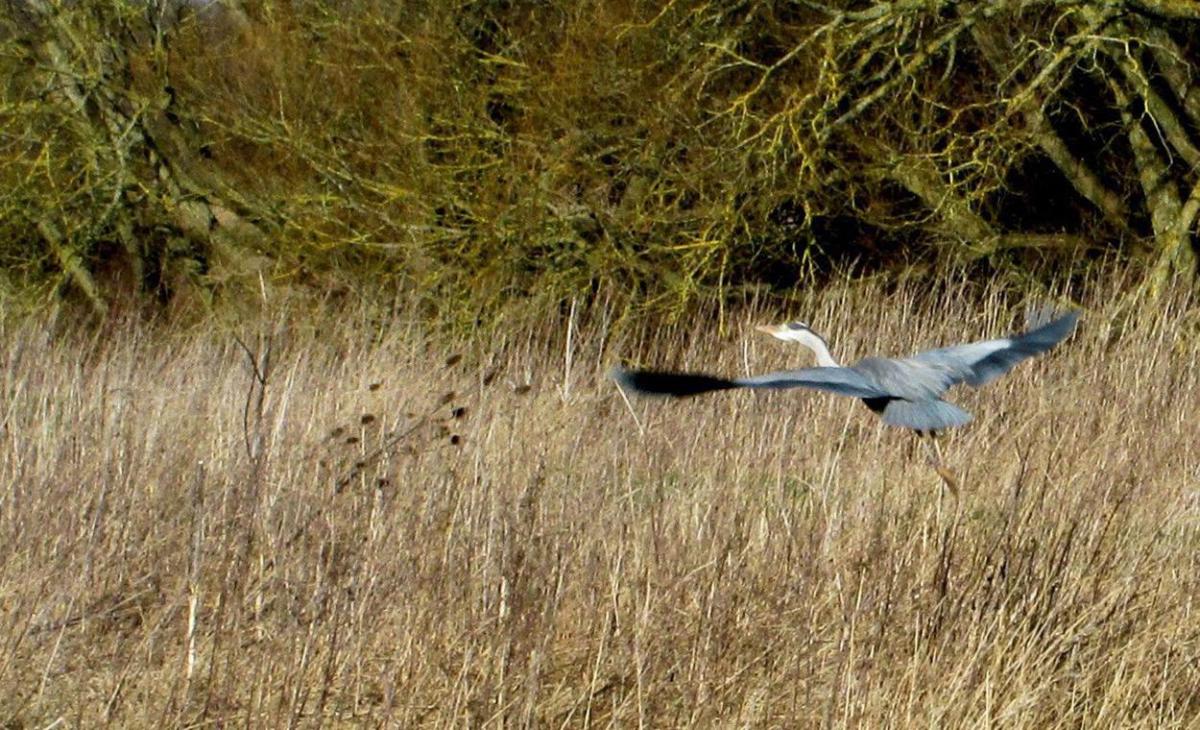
909,311,1080,388
613,366,889,399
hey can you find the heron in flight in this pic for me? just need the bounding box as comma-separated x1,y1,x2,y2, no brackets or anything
614,311,1080,495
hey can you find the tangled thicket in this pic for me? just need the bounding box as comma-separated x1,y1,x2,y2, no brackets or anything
2,0,1200,318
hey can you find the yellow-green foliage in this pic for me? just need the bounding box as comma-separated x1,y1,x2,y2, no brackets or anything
172,1,756,316
2,2,1200,318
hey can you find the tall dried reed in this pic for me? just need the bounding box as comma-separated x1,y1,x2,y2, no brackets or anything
0,275,1197,727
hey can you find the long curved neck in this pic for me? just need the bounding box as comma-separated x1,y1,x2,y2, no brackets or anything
799,330,840,368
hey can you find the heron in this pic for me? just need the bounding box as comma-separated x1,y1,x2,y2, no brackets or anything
613,311,1080,495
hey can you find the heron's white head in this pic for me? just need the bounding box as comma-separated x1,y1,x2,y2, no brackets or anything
755,321,839,367
755,320,819,343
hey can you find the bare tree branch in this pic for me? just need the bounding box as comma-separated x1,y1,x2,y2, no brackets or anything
828,7,990,134
971,13,1131,235
1082,10,1200,171
1140,23,1200,135
1109,73,1196,291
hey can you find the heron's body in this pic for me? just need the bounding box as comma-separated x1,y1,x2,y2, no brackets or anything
614,311,1081,494
615,311,1079,433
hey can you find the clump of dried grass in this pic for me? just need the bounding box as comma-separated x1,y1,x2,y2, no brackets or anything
0,275,1197,727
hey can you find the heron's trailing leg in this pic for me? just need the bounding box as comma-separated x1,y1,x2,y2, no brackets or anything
920,432,959,498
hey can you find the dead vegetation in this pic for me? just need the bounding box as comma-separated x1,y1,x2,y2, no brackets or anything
0,276,1197,727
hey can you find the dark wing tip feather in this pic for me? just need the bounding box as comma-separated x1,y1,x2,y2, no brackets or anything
968,310,1081,386
1022,310,1081,347
611,368,737,398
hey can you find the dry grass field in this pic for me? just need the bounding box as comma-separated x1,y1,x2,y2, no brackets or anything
0,276,1198,728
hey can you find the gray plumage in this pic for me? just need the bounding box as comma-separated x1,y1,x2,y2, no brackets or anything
614,311,1080,433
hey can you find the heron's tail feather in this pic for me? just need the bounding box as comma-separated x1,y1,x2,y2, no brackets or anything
612,368,737,398
882,399,973,431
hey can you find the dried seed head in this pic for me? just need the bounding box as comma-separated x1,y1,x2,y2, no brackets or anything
513,384,532,395
368,382,382,391
445,353,463,367
482,367,500,386
360,414,376,425
330,426,345,438
451,406,468,419
449,434,462,446
345,436,360,445
377,477,390,488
